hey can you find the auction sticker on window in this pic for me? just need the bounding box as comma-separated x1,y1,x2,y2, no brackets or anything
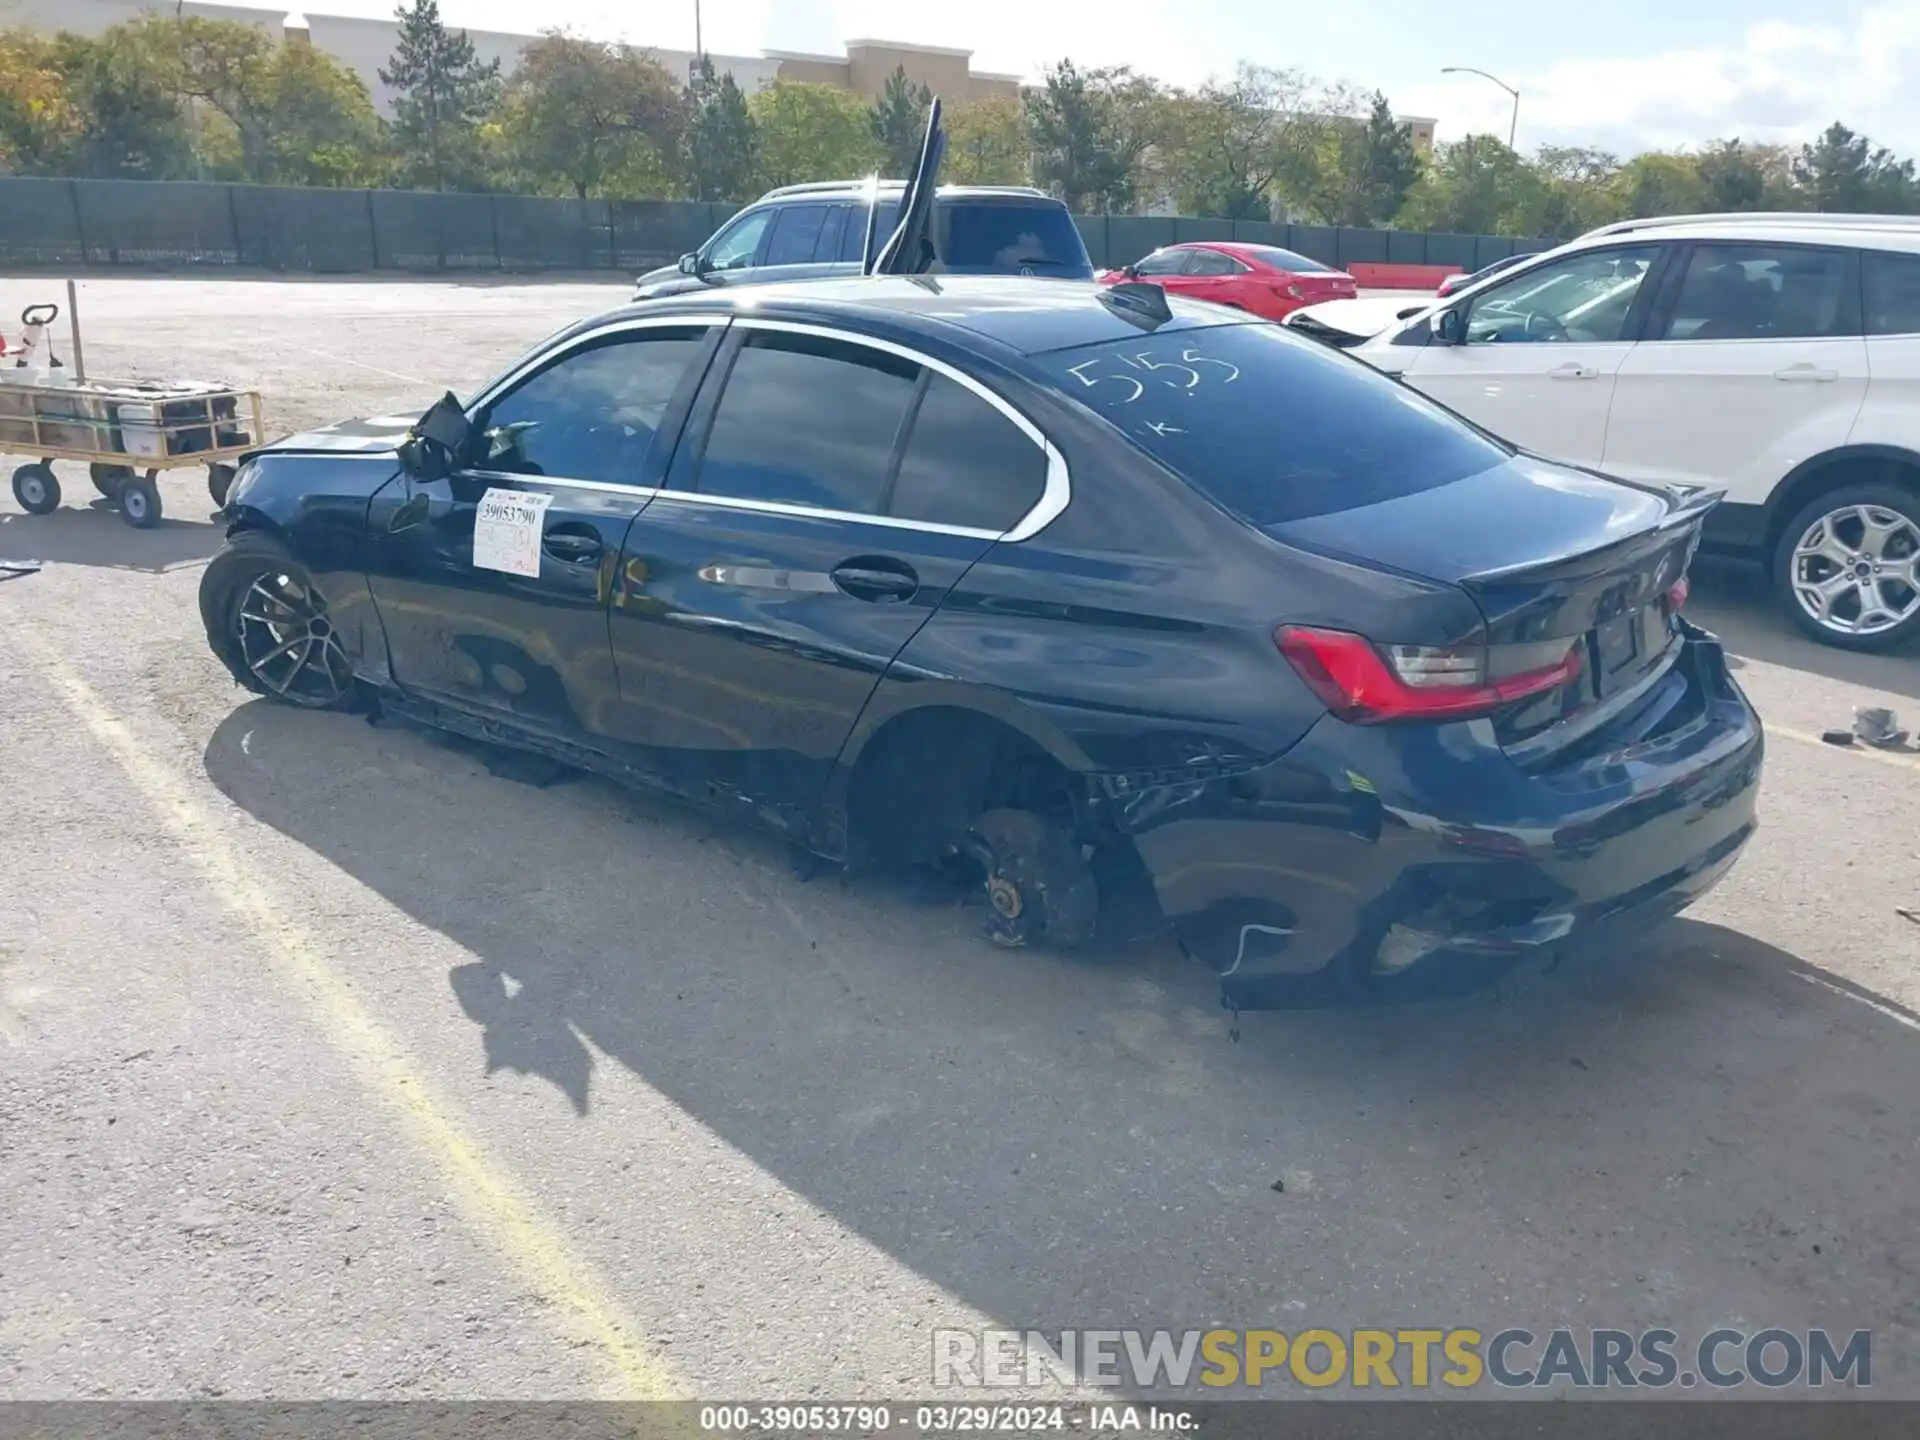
472,487,553,578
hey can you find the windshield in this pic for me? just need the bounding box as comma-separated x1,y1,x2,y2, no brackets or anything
939,203,1092,275
1035,321,1509,525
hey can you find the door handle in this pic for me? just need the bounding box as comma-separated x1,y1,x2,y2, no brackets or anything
830,558,918,603
541,526,602,564
1548,363,1599,379
1774,364,1839,383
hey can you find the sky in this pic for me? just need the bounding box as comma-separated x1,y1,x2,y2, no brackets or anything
316,0,1920,157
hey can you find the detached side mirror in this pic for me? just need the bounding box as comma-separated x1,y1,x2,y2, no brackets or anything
677,252,700,276
399,391,471,479
1430,309,1466,345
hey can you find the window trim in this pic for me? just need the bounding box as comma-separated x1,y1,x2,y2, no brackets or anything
461,314,727,493
1185,247,1249,277
660,317,1070,543
1644,238,1864,343
1460,241,1671,346
466,314,1072,541
1862,247,1920,338
703,207,775,271
761,202,834,269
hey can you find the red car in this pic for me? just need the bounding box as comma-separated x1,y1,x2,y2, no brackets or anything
1096,242,1358,319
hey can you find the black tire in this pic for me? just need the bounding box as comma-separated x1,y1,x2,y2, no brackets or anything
90,462,133,499
208,463,237,508
965,807,1099,951
11,462,59,515
1772,482,1920,652
119,471,162,529
198,529,358,710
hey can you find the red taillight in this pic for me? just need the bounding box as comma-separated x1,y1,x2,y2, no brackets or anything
1275,626,1581,725
1281,283,1305,300
1665,575,1690,611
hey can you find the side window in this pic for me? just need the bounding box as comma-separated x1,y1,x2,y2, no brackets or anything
817,205,850,263
890,374,1047,532
1132,249,1188,277
1185,249,1244,277
840,200,903,262
1464,244,1660,344
1865,252,1920,336
1659,245,1856,341
706,210,771,271
763,204,831,267
479,329,708,486
697,331,919,512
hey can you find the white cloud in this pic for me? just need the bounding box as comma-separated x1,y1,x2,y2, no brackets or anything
1398,2,1920,156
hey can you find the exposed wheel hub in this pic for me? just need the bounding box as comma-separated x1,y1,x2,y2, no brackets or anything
986,875,1024,920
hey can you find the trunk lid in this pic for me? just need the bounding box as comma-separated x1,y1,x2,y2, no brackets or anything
1265,456,1718,751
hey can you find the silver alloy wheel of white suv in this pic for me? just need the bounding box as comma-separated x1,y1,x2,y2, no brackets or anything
1788,502,1920,638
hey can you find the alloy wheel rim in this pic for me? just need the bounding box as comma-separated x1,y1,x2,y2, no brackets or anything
237,570,352,706
1790,503,1920,637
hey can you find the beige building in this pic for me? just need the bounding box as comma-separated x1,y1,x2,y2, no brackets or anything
766,39,1023,105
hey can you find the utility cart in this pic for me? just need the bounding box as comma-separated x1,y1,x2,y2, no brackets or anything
2,294,268,529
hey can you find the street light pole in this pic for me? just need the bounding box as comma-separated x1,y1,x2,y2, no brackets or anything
1441,66,1520,149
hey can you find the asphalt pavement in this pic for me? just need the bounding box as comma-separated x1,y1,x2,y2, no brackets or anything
2,276,1917,1403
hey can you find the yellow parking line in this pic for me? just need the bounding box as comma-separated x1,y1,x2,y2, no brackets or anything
1765,723,1920,773
12,628,688,1404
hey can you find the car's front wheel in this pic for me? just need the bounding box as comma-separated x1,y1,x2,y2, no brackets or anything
1773,484,1920,650
199,530,358,710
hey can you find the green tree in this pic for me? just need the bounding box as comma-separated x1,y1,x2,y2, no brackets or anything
1792,122,1919,212
869,65,932,178
1530,145,1622,235
1396,134,1547,235
495,33,687,198
1158,65,1308,220
1695,139,1768,211
944,94,1030,185
1025,60,1159,212
0,30,84,173
379,0,500,190
1351,91,1422,225
1610,151,1707,219
685,53,756,202
747,79,879,190
152,19,384,185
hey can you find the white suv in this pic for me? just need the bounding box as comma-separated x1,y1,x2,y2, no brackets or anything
1346,213,1920,652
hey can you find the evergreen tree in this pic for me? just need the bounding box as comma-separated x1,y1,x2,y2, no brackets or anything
1357,91,1421,225
1792,122,1920,213
869,65,932,178
379,0,500,190
686,54,756,202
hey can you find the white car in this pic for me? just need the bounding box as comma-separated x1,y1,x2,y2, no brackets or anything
1320,213,1920,651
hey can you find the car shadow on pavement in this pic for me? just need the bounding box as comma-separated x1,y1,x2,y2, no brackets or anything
202,700,1920,1387
0,503,221,573
1688,559,1920,702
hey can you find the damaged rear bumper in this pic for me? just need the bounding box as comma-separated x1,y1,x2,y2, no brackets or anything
1111,634,1764,1007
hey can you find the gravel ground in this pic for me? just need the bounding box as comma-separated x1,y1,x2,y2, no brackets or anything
1,276,1917,1405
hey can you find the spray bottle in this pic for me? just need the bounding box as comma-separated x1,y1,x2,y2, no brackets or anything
13,304,65,380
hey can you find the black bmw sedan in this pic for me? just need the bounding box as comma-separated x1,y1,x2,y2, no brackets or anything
198,276,1763,1008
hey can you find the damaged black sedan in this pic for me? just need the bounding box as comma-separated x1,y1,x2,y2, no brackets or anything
198,275,1762,1008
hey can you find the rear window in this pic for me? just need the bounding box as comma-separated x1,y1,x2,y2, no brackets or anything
939,202,1091,275
1035,323,1509,525
1246,246,1334,273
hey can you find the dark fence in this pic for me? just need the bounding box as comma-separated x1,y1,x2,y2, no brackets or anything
0,177,1549,276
